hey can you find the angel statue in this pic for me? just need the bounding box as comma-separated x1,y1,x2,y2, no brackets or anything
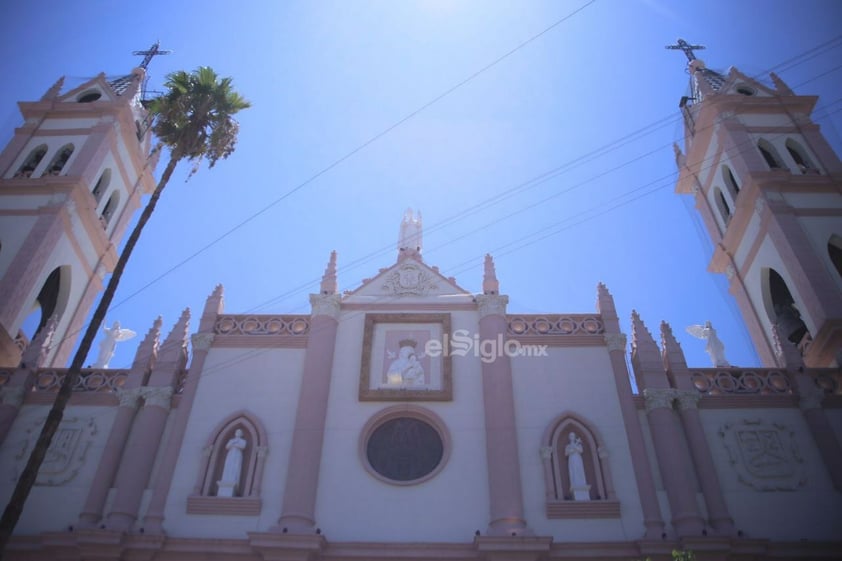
93,321,137,368
686,321,730,367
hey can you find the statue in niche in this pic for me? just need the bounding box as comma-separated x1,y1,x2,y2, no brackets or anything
565,432,591,501
94,321,136,368
686,321,730,367
385,339,426,387
217,429,247,497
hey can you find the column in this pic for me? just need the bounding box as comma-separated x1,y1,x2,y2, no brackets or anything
661,322,734,535
476,293,529,535
104,386,173,530
598,285,665,539
276,293,340,532
78,388,142,526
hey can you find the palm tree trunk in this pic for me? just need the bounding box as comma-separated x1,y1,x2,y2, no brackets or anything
0,154,180,552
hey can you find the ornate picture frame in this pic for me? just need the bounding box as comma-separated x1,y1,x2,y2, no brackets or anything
359,313,452,401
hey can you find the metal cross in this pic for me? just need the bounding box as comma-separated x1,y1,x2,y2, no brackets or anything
665,38,706,62
132,41,172,70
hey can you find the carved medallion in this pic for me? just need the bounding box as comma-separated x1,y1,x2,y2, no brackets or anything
13,416,98,486
719,418,806,491
382,263,438,296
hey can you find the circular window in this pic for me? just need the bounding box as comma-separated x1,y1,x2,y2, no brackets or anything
361,406,450,485
77,91,102,103
735,85,755,96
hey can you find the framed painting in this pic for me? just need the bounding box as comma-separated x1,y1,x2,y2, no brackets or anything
359,313,452,401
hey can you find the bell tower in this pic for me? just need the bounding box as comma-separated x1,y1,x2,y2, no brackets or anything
0,68,158,367
671,39,842,367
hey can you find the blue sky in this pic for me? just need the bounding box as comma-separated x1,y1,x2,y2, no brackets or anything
1,0,841,370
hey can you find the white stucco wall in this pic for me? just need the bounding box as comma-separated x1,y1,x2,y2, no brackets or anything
161,346,305,537
315,309,490,542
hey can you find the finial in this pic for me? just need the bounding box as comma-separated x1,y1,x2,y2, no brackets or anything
320,251,338,294
41,76,65,101
199,285,224,332
661,321,686,364
482,254,499,294
397,208,423,261
665,38,706,64
132,316,163,370
769,72,794,96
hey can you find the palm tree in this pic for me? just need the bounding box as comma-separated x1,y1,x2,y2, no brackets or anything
0,67,250,549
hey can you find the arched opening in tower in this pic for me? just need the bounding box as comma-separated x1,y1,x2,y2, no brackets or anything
766,269,809,346
21,266,70,342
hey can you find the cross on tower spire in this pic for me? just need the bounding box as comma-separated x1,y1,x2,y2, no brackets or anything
132,41,172,70
665,38,705,63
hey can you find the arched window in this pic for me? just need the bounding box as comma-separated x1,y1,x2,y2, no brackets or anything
721,165,740,198
785,138,818,174
757,139,784,170
188,412,267,515
42,144,74,177
13,144,48,178
764,268,809,346
829,235,842,280
92,169,111,203
541,413,619,518
714,187,731,226
100,191,120,228
20,266,70,342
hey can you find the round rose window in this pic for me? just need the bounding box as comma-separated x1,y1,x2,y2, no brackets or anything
365,417,444,483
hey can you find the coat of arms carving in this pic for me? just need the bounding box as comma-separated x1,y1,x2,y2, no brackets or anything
719,418,805,491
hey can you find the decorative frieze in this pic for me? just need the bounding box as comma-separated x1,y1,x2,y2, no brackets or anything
381,262,439,296
140,386,174,410
0,386,26,407
116,387,142,409
675,389,701,411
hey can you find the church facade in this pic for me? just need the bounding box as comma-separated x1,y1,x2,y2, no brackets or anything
0,47,840,560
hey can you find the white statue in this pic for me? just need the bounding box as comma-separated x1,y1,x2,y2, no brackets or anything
385,340,426,387
217,428,247,497
398,208,423,255
686,320,730,367
93,321,137,368
565,432,591,501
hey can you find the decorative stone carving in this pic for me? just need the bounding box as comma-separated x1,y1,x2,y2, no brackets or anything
0,386,26,407
13,416,98,486
191,333,215,352
140,386,174,409
725,265,736,280
381,262,439,296
539,445,553,460
675,389,701,411
116,387,143,409
217,429,247,497
565,432,591,501
309,293,341,318
476,294,508,319
603,333,627,353
642,388,676,412
719,418,806,491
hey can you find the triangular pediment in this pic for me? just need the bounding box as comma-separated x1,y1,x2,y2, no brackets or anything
58,74,122,104
721,67,778,98
342,257,473,304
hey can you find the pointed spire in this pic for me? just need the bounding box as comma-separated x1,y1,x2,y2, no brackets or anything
631,311,668,389
482,254,499,295
20,316,58,369
660,321,687,367
132,316,162,371
199,285,224,333
320,251,338,295
596,283,621,333
41,76,65,101
158,309,190,367
769,72,794,96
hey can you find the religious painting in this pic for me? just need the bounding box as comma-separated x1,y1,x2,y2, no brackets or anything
359,313,452,401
